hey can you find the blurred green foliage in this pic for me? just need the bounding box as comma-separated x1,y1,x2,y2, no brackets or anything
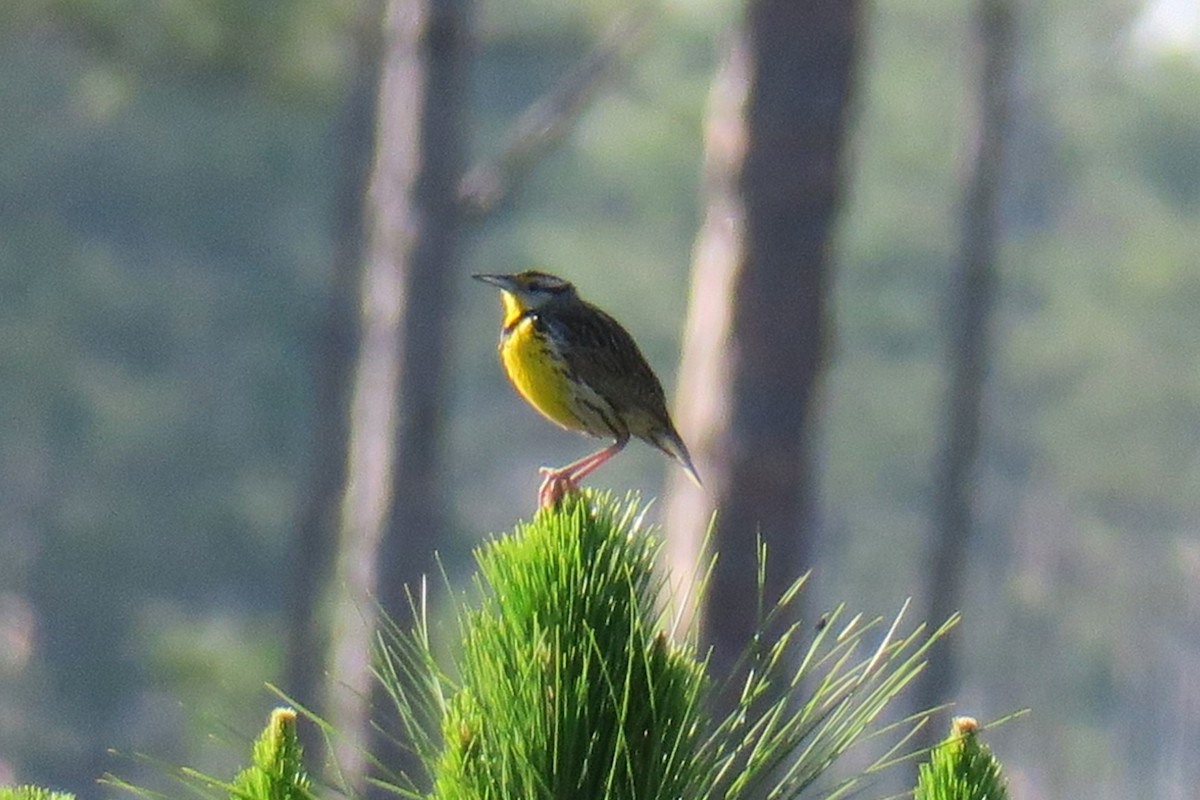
2,0,1199,797
0,786,74,800
0,787,75,800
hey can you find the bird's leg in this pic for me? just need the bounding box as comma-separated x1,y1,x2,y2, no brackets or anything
538,438,628,509
557,438,629,483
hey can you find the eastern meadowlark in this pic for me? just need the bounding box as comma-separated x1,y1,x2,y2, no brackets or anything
473,270,700,508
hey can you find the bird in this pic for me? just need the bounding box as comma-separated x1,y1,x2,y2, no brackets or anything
473,270,700,508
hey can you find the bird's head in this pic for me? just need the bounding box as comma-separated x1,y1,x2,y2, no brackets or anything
473,270,577,325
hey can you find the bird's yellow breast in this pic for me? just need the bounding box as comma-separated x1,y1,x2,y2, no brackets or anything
500,315,581,431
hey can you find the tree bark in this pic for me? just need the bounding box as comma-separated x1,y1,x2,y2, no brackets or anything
665,0,861,680
918,0,1016,736
370,0,468,792
323,0,467,792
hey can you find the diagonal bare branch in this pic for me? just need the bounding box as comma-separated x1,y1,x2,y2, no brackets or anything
458,10,651,218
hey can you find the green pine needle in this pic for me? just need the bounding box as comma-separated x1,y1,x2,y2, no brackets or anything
914,717,1008,800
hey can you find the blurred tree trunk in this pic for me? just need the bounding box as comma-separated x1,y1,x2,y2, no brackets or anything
370,0,469,791
324,0,468,793
281,10,377,732
664,0,860,680
917,0,1016,737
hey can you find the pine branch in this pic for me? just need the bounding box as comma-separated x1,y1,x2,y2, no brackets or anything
229,708,314,800
914,716,1009,800
370,491,952,799
104,492,958,800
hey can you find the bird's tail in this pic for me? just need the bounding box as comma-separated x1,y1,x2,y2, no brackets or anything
649,426,703,489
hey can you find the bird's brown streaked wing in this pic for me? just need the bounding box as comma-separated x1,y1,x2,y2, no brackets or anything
552,302,671,422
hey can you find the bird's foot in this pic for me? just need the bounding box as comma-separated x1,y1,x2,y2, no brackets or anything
538,468,581,510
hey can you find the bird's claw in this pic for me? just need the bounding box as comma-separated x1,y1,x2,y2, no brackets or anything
538,469,580,509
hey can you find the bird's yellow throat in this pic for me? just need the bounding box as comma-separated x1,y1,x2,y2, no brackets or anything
496,290,578,430
499,289,525,330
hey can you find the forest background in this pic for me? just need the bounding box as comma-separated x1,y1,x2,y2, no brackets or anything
3,0,1200,798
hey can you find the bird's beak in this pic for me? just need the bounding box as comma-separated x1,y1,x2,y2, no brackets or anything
472,273,517,291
